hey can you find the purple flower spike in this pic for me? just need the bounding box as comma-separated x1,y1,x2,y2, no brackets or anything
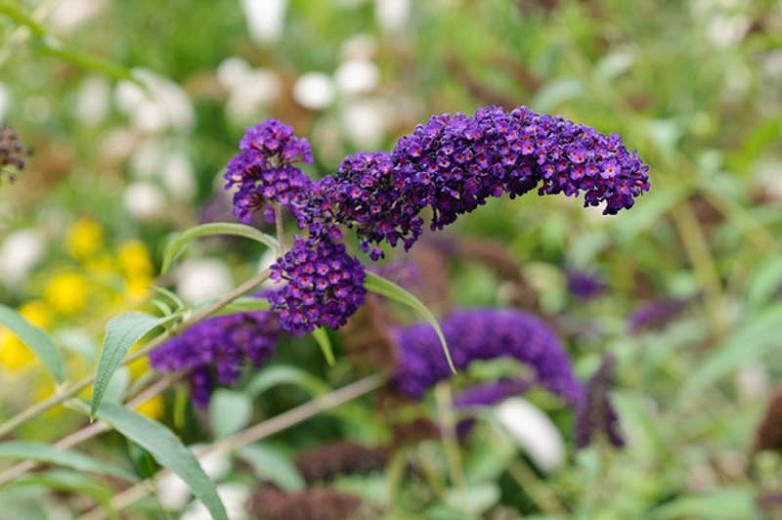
392,308,584,406
269,237,367,334
452,378,531,408
574,353,625,448
149,309,279,406
224,119,313,223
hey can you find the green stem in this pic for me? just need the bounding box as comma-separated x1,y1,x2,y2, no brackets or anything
435,381,466,490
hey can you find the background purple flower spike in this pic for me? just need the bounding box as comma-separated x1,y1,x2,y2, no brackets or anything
391,308,584,406
574,353,625,448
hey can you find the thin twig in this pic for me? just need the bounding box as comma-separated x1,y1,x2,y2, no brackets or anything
79,373,387,520
0,371,185,485
0,270,271,438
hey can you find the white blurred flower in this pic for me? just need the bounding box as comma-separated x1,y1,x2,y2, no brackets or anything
335,59,380,96
181,483,250,520
374,0,410,33
736,363,769,403
0,229,45,288
240,0,287,44
115,69,195,133
341,98,389,149
156,447,232,510
73,76,110,126
161,151,197,200
225,70,281,124
293,73,336,110
123,181,166,221
176,258,234,303
341,34,378,61
49,0,104,34
129,142,163,179
494,397,565,473
217,57,253,91
0,82,9,123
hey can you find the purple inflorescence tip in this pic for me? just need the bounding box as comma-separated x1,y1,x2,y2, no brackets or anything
574,353,625,448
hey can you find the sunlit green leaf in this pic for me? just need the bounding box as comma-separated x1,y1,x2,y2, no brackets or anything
0,441,137,482
235,445,305,491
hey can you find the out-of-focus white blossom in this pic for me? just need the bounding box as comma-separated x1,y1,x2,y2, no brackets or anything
115,69,195,133
74,76,110,126
293,73,336,110
181,483,250,520
240,0,287,44
175,258,234,303
374,0,410,33
129,143,163,179
341,98,389,148
341,34,378,61
161,151,197,200
335,59,380,96
49,0,104,34
156,447,232,510
494,397,565,473
219,58,281,124
0,229,45,288
123,181,166,221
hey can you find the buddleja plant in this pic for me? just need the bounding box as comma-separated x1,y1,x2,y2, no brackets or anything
0,105,648,519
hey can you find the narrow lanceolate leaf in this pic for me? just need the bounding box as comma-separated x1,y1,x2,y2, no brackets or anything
0,305,64,383
90,403,228,520
364,271,455,374
311,327,335,366
0,1,47,36
90,312,173,420
8,469,118,519
246,365,331,398
0,441,137,482
161,222,280,273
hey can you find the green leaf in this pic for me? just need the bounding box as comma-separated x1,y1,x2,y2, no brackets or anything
444,484,501,516
0,441,137,482
37,42,134,82
678,304,782,407
235,445,305,491
311,327,335,366
745,256,782,307
246,365,331,398
8,469,118,518
208,390,252,439
91,312,173,420
647,489,754,520
89,402,228,520
364,271,455,373
0,305,64,383
161,223,280,273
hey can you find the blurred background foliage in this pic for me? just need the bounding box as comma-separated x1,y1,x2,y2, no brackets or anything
1,0,782,518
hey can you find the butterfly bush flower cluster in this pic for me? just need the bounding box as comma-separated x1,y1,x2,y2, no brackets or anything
391,308,584,406
225,107,648,333
149,310,279,406
224,119,313,223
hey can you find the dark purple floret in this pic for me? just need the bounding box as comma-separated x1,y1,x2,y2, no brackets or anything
224,119,313,223
628,296,694,334
566,267,606,300
268,236,367,334
392,308,583,406
149,309,279,407
1,126,31,182
574,353,625,448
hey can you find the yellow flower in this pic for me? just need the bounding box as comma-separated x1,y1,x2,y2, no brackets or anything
65,218,104,260
135,394,165,420
44,272,89,316
0,300,52,371
117,240,153,279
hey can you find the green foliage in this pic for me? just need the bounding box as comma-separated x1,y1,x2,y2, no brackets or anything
0,305,64,382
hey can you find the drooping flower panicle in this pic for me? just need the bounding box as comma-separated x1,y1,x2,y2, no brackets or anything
224,119,313,223
392,308,584,405
574,353,625,448
149,310,279,406
268,237,367,334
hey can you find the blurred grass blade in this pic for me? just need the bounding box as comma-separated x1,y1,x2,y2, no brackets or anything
208,390,252,439
678,304,782,407
246,365,331,398
0,441,137,482
0,305,64,383
90,312,173,420
647,489,754,520
0,1,47,36
236,445,305,491
37,42,134,82
364,271,455,373
311,327,335,366
89,402,228,520
161,223,279,273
